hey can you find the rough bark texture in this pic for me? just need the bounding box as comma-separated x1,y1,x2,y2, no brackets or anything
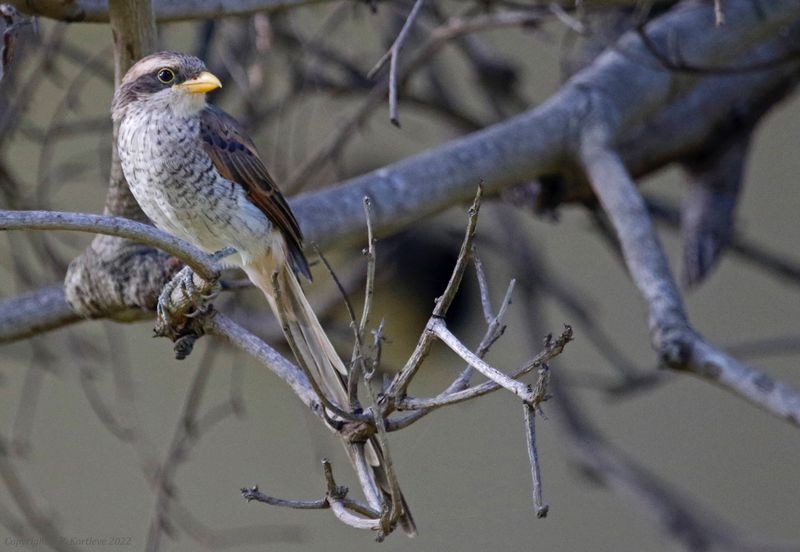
62,0,164,320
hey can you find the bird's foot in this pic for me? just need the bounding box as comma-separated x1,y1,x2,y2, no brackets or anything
154,264,221,356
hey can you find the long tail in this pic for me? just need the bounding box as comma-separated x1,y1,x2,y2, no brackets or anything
244,251,416,536
254,256,349,408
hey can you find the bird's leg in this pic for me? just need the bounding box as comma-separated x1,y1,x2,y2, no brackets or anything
154,248,234,349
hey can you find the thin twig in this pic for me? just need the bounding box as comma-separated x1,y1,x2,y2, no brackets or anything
348,196,378,408
313,246,358,327
358,197,377,346
362,371,403,533
523,402,549,518
241,460,382,526
384,184,482,400
433,183,482,318
368,0,426,126
391,325,573,417
431,319,533,403
448,276,515,394
327,454,386,531
472,246,494,323
242,487,328,510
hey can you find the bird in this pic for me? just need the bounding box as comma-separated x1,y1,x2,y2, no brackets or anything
112,51,414,535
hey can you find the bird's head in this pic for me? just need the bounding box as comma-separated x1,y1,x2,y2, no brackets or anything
111,51,222,121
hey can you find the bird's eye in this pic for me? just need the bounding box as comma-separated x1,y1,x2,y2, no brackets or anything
157,68,175,84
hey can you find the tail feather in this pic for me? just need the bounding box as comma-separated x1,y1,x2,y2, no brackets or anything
244,250,416,536
244,254,349,408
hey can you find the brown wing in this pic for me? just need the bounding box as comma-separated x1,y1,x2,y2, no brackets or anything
200,105,311,280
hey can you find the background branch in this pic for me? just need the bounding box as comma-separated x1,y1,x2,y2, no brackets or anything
1,0,799,547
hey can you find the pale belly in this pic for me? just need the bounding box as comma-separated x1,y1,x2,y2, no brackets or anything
118,111,275,266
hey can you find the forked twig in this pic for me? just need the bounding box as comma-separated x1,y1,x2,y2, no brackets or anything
384,183,483,400
313,196,407,536
430,319,533,402
348,196,378,408
392,326,573,415
241,459,382,529
525,359,552,518
212,183,570,537
368,0,426,126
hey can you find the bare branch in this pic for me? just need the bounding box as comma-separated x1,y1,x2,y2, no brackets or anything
202,312,319,414
522,401,548,518
384,185,482,399
431,319,533,403
0,285,80,344
241,455,383,527
348,196,377,409
289,3,800,252
0,209,220,281
472,247,495,323
579,136,800,425
433,183,482,318
242,487,328,510
5,0,336,23
392,326,573,416
357,197,377,352
437,252,515,398
368,0,425,126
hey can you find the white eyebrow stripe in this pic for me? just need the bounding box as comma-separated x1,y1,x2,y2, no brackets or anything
122,56,178,85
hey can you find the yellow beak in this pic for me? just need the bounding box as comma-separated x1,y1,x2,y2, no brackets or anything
176,71,222,94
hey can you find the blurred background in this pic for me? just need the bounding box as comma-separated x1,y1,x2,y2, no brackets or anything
0,2,799,551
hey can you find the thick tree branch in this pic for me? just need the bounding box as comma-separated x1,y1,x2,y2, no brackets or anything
579,140,686,349
0,285,80,343
0,210,219,280
291,1,800,250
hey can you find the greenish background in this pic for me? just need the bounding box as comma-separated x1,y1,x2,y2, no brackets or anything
1,6,799,551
